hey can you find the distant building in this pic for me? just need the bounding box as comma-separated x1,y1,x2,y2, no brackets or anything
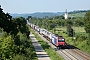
64,9,68,19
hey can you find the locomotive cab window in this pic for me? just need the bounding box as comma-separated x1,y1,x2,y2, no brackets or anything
58,39,65,42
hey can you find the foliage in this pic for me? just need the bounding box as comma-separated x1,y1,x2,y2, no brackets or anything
66,24,74,37
84,10,90,44
0,6,37,60
0,33,16,59
84,10,90,33
28,16,84,31
0,7,30,36
0,31,37,60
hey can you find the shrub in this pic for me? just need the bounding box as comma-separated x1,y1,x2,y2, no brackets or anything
0,34,16,59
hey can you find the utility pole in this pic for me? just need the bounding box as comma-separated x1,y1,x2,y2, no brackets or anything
73,22,76,45
45,21,48,30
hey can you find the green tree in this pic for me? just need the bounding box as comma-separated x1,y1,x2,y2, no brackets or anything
84,10,90,43
0,33,16,59
84,10,90,33
67,24,74,37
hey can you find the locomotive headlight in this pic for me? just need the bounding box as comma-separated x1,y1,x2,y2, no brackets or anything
62,39,64,40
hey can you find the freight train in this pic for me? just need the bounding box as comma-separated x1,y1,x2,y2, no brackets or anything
27,22,66,49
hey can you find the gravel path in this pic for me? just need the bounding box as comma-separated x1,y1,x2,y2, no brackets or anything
30,33,51,60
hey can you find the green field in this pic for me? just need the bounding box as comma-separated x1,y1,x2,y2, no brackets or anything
55,26,85,32
68,12,86,17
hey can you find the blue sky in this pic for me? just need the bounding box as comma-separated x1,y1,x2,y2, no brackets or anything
0,0,90,13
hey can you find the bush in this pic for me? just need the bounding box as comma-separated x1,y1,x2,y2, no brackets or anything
66,24,75,37
13,54,27,60
0,31,37,60
0,33,16,59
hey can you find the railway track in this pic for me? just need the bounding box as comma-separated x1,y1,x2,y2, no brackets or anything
60,49,78,60
66,45,90,60
71,49,90,60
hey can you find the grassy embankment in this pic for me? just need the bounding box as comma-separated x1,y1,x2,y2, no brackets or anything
29,27,64,60
53,26,90,54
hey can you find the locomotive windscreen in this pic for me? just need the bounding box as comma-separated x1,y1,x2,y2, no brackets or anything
58,39,65,42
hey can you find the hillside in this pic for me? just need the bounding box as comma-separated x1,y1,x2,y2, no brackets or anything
10,10,89,18
68,10,88,17
10,12,64,18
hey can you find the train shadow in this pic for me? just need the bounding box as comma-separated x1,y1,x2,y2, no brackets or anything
60,44,80,50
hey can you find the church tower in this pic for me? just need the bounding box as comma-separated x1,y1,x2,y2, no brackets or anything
64,9,68,19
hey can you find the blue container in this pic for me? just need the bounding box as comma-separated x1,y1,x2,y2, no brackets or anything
51,35,57,45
